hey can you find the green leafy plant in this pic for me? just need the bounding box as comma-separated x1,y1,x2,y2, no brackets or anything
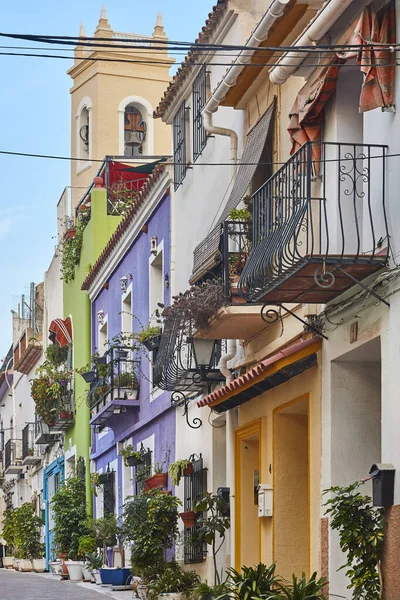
90,472,101,496
114,371,139,390
31,375,57,425
323,481,384,600
78,535,98,558
147,561,200,599
168,459,191,487
193,492,230,585
120,445,142,467
85,552,103,571
277,572,327,600
13,503,45,560
45,343,69,367
122,490,182,575
61,215,87,283
191,580,231,600
85,514,119,566
51,472,88,559
226,563,280,600
2,508,16,556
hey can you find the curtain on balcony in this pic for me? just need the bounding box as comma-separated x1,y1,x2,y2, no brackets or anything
189,98,276,284
288,1,395,159
48,317,72,347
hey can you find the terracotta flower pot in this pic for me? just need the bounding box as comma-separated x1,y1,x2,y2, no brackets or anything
184,463,193,476
179,510,197,528
144,473,168,490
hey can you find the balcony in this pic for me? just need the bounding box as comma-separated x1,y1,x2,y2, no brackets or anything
35,415,57,445
22,423,42,465
48,382,75,433
238,142,388,305
4,439,23,474
89,348,140,430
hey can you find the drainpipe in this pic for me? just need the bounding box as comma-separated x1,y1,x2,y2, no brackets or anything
269,0,355,85
218,339,237,384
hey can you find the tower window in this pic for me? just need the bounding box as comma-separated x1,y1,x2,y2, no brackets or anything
124,105,147,157
79,107,90,158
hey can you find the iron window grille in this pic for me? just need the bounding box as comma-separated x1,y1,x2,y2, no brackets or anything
184,454,207,564
103,471,116,515
135,449,152,496
76,457,86,481
193,66,207,162
173,101,187,190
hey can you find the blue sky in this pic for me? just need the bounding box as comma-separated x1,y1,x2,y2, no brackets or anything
0,0,213,362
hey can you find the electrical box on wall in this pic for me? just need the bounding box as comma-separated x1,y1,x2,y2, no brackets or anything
258,483,273,517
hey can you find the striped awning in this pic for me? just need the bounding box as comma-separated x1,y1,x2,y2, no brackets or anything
48,317,72,347
189,99,276,284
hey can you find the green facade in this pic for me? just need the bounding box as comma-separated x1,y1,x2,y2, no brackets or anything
63,185,121,512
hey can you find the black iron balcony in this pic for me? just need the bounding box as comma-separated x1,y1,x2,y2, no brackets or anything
4,439,23,474
35,415,57,445
22,423,42,465
0,450,4,480
238,142,389,304
89,347,140,430
48,381,75,433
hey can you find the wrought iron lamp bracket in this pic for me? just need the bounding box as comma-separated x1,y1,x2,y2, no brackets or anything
261,303,328,340
171,390,202,429
335,266,390,308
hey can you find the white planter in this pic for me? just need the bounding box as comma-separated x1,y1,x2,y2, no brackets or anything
13,558,20,571
32,558,46,573
82,564,92,581
20,559,33,572
113,387,138,400
65,561,84,582
158,594,185,600
92,570,102,585
49,561,62,575
3,556,14,569
137,584,148,600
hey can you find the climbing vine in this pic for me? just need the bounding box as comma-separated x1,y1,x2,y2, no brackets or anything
61,215,88,283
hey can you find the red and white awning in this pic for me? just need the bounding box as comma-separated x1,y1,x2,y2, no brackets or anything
48,317,72,347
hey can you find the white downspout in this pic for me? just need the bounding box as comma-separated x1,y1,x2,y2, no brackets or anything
269,0,355,85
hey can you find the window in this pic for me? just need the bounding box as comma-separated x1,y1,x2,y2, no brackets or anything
121,288,132,335
98,316,108,355
183,455,207,564
173,101,187,190
124,105,146,157
150,249,163,316
103,472,115,515
79,107,90,159
76,97,92,172
193,66,207,161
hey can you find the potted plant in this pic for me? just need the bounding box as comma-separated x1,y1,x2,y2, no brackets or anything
179,510,197,529
122,490,181,577
85,552,103,584
13,503,45,573
145,463,168,490
190,581,231,600
276,572,328,600
120,445,143,467
168,459,192,487
78,535,98,581
86,514,130,586
113,371,139,400
80,369,96,383
225,563,281,600
135,325,162,352
147,561,200,600
1,508,16,568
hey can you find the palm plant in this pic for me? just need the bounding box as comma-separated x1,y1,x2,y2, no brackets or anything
277,572,327,600
226,563,281,600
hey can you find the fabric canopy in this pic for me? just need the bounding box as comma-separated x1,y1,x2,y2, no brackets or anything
106,160,162,189
288,2,395,158
48,317,72,347
190,99,276,284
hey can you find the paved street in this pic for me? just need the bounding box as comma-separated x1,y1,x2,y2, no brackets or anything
0,570,131,600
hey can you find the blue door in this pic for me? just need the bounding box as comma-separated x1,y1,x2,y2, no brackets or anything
43,457,64,569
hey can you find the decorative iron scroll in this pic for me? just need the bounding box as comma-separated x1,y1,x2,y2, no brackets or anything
171,391,202,430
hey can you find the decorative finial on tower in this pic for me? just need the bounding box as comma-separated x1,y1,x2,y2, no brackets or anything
79,21,86,38
95,3,112,36
153,10,166,39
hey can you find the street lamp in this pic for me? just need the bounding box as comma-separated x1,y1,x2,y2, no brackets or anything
190,338,217,380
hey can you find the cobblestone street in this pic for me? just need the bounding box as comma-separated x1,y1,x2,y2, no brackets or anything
0,570,132,600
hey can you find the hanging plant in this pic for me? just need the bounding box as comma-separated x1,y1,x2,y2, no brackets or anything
61,215,88,283
168,459,192,487
323,481,385,600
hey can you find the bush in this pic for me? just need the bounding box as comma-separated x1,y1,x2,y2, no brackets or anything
147,562,200,600
51,472,88,559
2,508,16,555
13,503,44,560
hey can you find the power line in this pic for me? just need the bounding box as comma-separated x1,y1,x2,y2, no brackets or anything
0,51,396,69
0,148,397,168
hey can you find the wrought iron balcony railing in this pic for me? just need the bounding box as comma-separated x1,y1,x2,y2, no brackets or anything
4,439,23,474
238,142,389,304
22,423,41,465
48,381,75,433
89,347,140,429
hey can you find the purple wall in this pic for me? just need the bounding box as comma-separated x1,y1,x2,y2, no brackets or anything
90,193,175,516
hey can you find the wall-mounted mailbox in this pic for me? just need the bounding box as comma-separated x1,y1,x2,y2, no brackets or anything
258,483,273,517
369,463,395,507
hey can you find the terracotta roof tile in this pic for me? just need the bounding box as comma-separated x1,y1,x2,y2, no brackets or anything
197,337,321,408
81,164,168,291
154,0,228,119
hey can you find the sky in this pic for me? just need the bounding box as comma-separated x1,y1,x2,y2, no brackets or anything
0,0,214,362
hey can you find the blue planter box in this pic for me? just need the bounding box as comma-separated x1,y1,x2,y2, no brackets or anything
99,568,131,586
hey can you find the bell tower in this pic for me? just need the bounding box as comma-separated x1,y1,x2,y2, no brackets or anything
67,6,174,209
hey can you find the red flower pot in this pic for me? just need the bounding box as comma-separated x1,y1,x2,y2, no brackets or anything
184,463,193,476
179,511,197,529
144,473,168,490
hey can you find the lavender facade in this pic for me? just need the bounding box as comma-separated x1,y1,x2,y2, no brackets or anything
89,189,175,518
